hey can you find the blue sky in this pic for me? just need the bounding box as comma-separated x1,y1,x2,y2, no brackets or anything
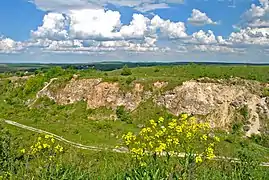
0,0,269,63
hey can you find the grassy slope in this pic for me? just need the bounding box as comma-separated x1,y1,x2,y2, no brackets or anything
1,64,269,160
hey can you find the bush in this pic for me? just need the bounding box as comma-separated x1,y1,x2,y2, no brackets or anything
125,77,135,85
121,65,132,76
116,106,132,124
262,87,269,97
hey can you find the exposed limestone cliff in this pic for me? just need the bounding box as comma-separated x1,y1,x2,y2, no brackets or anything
39,78,151,111
37,77,269,136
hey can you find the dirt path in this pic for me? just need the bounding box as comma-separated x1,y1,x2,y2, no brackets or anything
29,78,58,107
3,119,269,167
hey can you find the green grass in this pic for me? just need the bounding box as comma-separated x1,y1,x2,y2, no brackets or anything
1,64,269,179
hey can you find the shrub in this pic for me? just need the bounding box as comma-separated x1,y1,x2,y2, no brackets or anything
125,77,135,85
121,65,132,76
116,106,132,124
239,105,249,120
262,87,269,97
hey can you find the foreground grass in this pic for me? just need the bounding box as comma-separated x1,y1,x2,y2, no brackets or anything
1,119,269,180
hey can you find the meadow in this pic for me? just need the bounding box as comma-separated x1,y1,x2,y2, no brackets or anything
0,64,269,179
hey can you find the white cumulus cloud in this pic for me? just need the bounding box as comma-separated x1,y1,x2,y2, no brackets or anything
31,13,69,40
0,37,24,53
68,9,121,39
187,9,219,26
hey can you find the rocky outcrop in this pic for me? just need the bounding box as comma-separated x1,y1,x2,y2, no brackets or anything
40,78,151,111
37,77,269,136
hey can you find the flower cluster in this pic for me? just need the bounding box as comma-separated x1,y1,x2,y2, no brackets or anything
20,134,64,161
121,114,220,165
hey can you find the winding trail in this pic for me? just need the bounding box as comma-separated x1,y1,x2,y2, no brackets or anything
2,119,269,167
29,78,58,107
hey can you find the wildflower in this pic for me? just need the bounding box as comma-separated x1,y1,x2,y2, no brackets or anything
43,143,50,149
173,138,179,145
158,117,164,123
20,149,25,154
161,126,166,132
167,138,172,144
37,137,42,141
146,127,152,133
214,136,220,142
149,119,157,126
140,162,147,167
189,116,196,121
51,138,55,143
45,135,53,139
201,134,208,141
168,121,177,129
155,143,166,153
186,132,192,138
195,156,203,163
176,126,182,133
49,156,53,161
181,113,188,120
206,147,215,159
140,128,147,135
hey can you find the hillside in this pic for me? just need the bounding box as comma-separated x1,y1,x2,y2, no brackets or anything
0,64,269,179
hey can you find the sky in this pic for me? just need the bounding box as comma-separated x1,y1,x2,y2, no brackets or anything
0,0,269,63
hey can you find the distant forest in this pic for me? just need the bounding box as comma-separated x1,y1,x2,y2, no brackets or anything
1,61,269,74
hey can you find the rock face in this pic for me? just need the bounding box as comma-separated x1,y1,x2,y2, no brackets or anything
38,77,269,136
154,80,264,135
41,78,151,111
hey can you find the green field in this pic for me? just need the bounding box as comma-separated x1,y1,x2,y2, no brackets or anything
1,64,269,179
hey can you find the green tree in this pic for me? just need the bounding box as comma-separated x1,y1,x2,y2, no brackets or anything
121,65,132,76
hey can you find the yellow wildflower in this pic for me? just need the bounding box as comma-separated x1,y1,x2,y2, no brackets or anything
158,117,164,123
181,113,188,120
189,116,196,121
45,135,52,139
37,137,42,141
49,156,53,161
146,127,152,133
186,132,192,138
20,149,25,154
176,126,182,133
214,136,220,142
43,143,50,149
140,162,147,167
195,156,203,163
173,138,179,145
201,134,208,141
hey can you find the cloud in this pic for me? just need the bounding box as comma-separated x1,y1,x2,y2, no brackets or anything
5,1,269,62
31,13,69,40
68,9,121,39
31,10,189,42
239,0,269,28
150,15,187,38
30,0,184,12
187,9,219,26
133,3,170,12
228,27,269,46
0,37,24,53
